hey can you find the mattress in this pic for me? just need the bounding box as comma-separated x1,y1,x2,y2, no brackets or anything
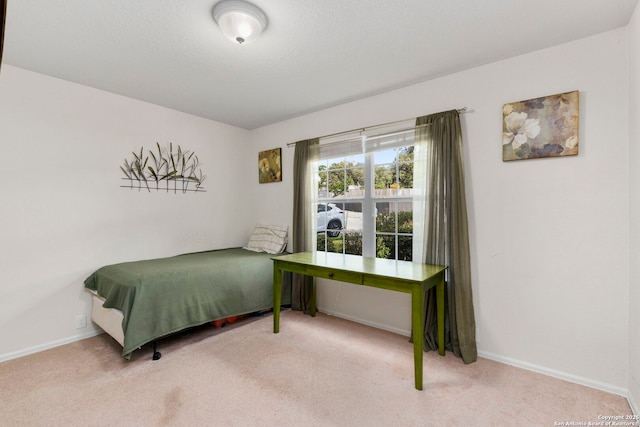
91,292,124,347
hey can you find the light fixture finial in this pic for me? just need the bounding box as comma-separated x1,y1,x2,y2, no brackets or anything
212,0,268,45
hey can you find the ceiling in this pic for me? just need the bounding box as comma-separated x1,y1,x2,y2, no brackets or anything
3,0,638,130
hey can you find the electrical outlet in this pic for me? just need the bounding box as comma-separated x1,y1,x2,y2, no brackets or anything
75,314,87,329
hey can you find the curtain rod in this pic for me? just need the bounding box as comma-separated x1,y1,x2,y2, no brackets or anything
286,107,468,148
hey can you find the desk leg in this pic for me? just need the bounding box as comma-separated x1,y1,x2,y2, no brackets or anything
310,277,317,317
411,285,424,391
273,263,281,334
436,273,445,356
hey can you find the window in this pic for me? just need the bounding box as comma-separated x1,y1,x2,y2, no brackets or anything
314,122,418,261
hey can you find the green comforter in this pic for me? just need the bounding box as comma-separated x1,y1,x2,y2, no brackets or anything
84,248,290,357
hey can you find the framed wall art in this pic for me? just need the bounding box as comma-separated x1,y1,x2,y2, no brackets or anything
258,147,282,183
502,90,579,161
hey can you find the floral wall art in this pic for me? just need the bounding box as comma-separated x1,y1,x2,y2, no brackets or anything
258,148,282,183
120,142,206,193
502,90,579,161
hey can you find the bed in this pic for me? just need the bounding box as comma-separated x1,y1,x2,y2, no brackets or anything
84,229,291,359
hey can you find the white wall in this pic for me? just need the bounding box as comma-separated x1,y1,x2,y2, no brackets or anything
627,2,640,414
248,29,630,393
0,65,253,359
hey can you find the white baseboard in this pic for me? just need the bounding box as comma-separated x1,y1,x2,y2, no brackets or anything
478,350,628,398
318,307,411,337
629,392,639,416
0,330,103,363
320,308,632,404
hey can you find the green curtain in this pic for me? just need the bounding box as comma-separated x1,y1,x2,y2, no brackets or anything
291,138,319,313
417,110,477,364
1,0,6,70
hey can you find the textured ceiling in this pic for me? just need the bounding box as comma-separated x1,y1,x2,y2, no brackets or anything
3,0,638,129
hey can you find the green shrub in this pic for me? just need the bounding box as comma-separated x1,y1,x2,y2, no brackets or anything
316,233,337,252
344,232,363,255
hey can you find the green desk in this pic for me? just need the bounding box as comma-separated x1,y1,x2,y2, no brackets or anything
272,251,446,390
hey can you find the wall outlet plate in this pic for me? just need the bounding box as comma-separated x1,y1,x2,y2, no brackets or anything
75,314,87,329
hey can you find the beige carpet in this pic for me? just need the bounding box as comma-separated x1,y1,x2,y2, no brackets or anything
0,311,632,426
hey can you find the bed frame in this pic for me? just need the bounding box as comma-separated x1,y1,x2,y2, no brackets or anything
85,248,291,360
90,292,262,360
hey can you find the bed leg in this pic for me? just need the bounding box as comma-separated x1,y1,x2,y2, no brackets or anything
152,341,161,360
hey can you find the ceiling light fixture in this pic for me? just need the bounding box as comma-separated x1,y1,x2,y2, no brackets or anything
212,0,267,45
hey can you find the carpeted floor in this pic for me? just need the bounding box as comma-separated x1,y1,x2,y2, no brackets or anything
0,310,632,426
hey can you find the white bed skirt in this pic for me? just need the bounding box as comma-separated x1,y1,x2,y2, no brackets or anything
91,293,125,347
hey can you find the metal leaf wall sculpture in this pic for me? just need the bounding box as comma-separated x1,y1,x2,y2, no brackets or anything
120,143,207,193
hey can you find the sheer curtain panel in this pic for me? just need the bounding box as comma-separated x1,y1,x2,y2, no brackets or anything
291,138,319,313
416,110,477,364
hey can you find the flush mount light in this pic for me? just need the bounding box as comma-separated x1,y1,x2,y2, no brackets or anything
212,0,268,45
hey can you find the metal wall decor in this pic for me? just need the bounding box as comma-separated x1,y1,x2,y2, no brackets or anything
120,143,206,192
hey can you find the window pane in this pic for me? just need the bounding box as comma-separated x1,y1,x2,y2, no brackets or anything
376,235,396,259
344,231,362,255
317,202,344,235
347,166,365,198
398,202,413,234
375,149,395,197
327,238,342,253
374,165,394,195
318,167,328,198
397,146,414,192
327,170,345,198
375,202,395,233
398,236,412,261
342,202,362,234
374,147,415,196
317,233,327,251
317,233,343,253
374,148,396,165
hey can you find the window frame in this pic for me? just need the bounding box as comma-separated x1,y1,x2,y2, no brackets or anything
314,124,418,261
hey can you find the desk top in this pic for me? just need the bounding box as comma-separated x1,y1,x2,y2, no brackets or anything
272,252,446,283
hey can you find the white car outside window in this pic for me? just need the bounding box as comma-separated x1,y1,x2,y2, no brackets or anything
317,203,344,237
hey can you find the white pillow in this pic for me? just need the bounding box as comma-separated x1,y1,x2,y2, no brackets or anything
243,224,288,254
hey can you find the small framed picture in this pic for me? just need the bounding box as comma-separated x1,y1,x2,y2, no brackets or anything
258,148,282,183
503,90,579,161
